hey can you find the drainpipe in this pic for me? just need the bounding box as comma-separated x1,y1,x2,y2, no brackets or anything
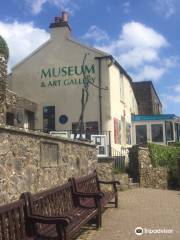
95,55,112,134
98,58,102,133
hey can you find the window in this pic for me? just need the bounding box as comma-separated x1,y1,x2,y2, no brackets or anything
24,110,35,130
6,112,14,126
136,125,147,144
151,124,163,142
175,123,179,142
126,123,131,145
43,106,55,132
120,73,124,101
165,121,174,141
114,118,121,144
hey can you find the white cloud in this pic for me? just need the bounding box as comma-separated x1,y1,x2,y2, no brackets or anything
83,21,179,82
95,21,168,69
30,0,77,15
123,1,130,13
82,25,109,43
133,65,166,82
0,20,50,71
164,94,180,103
174,84,180,92
154,0,176,18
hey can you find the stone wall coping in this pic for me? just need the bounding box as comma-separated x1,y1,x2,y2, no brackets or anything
138,147,148,150
98,157,114,163
0,124,96,148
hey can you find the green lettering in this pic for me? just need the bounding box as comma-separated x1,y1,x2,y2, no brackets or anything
41,81,46,87
52,68,60,78
48,81,53,87
41,68,51,79
75,66,83,75
84,64,95,74
68,66,74,76
62,67,68,77
64,79,69,86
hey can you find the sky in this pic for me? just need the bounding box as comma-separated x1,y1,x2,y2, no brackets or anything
0,0,180,115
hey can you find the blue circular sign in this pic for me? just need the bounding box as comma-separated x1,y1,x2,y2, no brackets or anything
59,115,68,124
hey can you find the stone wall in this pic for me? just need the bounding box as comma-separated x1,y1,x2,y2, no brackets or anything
177,157,180,189
0,125,97,205
6,89,37,128
129,145,168,189
0,56,7,124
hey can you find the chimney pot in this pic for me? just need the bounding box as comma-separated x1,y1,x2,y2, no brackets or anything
62,11,68,22
54,17,60,23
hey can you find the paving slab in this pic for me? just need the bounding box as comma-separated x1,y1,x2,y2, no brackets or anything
77,188,180,240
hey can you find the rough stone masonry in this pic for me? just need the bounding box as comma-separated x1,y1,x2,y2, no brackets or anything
0,125,98,205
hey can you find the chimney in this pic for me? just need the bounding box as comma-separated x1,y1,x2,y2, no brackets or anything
62,11,68,22
54,17,61,23
49,11,71,32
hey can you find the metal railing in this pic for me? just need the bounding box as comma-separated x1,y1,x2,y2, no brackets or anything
111,147,128,171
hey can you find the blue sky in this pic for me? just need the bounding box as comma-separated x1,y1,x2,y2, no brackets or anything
0,0,180,115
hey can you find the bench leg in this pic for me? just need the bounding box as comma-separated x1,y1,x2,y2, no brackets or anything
115,193,118,208
56,225,66,240
97,208,102,228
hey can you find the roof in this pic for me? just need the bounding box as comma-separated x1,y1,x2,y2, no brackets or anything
132,114,178,122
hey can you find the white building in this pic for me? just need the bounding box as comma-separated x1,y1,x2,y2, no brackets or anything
9,12,138,155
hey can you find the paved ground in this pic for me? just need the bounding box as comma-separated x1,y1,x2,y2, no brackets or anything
76,188,180,240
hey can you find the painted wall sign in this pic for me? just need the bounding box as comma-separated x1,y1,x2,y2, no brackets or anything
59,115,68,124
40,64,96,88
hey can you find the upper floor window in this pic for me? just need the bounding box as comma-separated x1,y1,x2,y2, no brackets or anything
120,72,124,102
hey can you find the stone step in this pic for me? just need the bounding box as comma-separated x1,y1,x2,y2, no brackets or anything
129,182,140,189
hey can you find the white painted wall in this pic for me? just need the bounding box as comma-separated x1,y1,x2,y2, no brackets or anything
11,24,138,148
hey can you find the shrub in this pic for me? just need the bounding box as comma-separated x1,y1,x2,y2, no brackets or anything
148,143,180,189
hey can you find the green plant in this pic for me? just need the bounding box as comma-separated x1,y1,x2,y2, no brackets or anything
148,143,180,189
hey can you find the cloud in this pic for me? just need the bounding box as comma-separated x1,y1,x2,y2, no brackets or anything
81,21,179,82
132,65,166,82
162,94,180,103
95,21,168,69
30,0,78,15
82,25,109,43
123,1,130,13
0,20,50,71
154,0,176,18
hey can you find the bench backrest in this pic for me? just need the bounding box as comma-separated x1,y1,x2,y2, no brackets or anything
71,170,100,193
0,199,27,240
23,182,75,217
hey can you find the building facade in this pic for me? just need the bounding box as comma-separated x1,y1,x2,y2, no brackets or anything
9,12,138,152
132,114,180,145
0,35,37,128
132,81,162,115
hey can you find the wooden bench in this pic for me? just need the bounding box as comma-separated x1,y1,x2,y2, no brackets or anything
21,182,101,240
69,170,120,222
0,199,36,240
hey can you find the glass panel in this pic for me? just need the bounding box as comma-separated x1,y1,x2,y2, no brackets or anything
165,121,174,141
6,112,14,126
151,124,163,142
86,121,99,139
43,106,55,132
136,125,147,144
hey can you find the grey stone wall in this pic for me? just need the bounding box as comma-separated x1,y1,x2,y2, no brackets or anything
0,56,7,124
6,89,37,127
129,145,168,189
0,125,97,205
177,157,180,189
